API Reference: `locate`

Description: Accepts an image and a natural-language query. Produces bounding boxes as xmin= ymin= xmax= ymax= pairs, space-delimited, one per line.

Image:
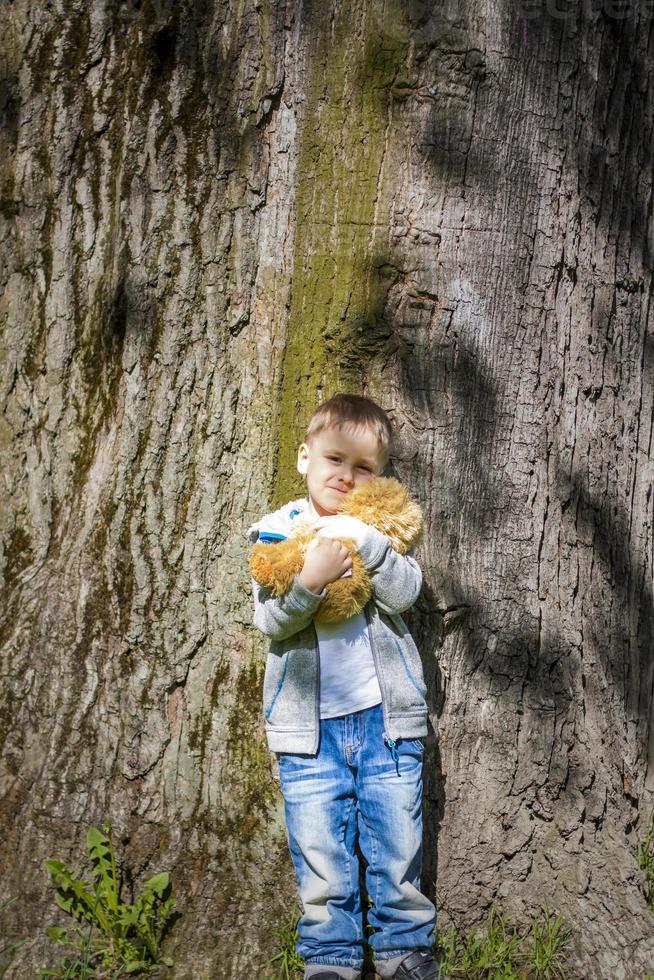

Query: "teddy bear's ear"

xmin=340 ymin=477 xmax=424 ymax=553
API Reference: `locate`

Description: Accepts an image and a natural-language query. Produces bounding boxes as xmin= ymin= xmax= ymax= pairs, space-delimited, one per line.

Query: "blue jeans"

xmin=277 ymin=701 xmax=436 ymax=970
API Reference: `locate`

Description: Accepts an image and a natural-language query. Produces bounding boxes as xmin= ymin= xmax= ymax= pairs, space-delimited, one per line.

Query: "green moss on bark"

xmin=272 ymin=2 xmax=408 ymax=508
xmin=223 ymin=657 xmax=276 ymax=845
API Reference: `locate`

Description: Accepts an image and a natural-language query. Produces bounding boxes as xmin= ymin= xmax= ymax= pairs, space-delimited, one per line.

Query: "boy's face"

xmin=296 ymin=424 xmax=384 ymax=517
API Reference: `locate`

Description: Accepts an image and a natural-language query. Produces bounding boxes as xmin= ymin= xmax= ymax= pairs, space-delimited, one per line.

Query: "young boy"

xmin=247 ymin=394 xmax=440 ymax=980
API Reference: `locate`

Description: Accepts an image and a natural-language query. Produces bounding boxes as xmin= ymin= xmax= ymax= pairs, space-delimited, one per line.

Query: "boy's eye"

xmin=324 ymin=455 xmax=373 ymax=472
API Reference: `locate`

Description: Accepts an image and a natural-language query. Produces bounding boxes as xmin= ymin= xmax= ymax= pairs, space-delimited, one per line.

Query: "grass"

xmin=265 ymin=902 xmax=575 ymax=980
xmin=263 ymin=902 xmax=304 ymax=980
xmin=435 ymin=903 xmax=574 ymax=979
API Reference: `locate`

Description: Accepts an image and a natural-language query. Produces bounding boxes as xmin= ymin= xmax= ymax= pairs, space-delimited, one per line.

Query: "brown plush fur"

xmin=250 ymin=477 xmax=423 ymax=624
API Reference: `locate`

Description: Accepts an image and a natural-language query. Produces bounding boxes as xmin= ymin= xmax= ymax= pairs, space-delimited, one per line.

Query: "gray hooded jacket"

xmin=247 ymin=496 xmax=429 ymax=754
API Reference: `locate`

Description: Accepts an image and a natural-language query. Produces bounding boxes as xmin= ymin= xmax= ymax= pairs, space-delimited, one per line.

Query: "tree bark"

xmin=1 ymin=0 xmax=652 ymax=977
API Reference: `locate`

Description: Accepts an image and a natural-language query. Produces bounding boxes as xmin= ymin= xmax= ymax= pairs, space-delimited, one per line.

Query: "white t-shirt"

xmin=296 ymin=497 xmax=382 ymax=718
xmin=315 ymin=611 xmax=382 ymax=719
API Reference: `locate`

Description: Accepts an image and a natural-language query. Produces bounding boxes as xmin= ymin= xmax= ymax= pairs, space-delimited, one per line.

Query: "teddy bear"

xmin=249 ymin=477 xmax=424 ymax=623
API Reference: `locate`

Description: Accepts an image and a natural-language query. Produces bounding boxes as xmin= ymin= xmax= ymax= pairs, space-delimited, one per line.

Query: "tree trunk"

xmin=1 ymin=0 xmax=652 ymax=977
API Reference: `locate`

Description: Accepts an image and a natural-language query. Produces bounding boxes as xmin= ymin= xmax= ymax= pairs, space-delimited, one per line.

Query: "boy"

xmin=247 ymin=394 xmax=439 ymax=980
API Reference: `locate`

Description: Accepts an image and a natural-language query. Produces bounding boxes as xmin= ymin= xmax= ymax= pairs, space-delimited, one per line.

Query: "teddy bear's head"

xmin=338 ymin=477 xmax=423 ymax=554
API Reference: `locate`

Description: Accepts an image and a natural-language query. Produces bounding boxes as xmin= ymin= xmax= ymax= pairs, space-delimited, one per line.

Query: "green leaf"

xmin=118 ymin=904 xmax=139 ymax=928
xmin=51 ymin=881 xmax=98 ymax=926
xmin=143 ymin=872 xmax=169 ymax=897
xmin=43 ymin=859 xmax=72 ymax=877
xmin=87 ymin=826 xmax=120 ymax=915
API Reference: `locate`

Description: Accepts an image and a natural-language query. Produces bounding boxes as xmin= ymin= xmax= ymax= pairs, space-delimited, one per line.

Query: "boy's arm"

xmin=357 ymin=528 xmax=423 ymax=615
xmin=251 ymin=574 xmax=327 ymax=642
xmin=310 ymin=515 xmax=422 ymax=615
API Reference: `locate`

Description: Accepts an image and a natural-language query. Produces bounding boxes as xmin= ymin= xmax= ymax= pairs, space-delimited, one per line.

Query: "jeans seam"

xmin=341 ymin=796 xmax=362 ymax=942
xmin=358 ymin=804 xmax=381 ymax=913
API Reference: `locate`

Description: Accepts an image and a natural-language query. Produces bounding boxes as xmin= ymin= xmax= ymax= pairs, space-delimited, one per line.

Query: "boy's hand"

xmin=311 ymin=515 xmax=371 ymax=551
xmin=299 ymin=536 xmax=353 ymax=594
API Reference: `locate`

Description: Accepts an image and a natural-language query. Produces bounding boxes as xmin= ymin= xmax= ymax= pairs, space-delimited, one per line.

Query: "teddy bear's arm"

xmin=251 ymin=574 xmax=327 ymax=642
xmin=357 ymin=528 xmax=423 ymax=615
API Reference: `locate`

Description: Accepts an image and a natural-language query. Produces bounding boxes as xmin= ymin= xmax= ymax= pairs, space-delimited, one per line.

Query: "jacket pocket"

xmin=263 ymin=649 xmax=289 ymax=721
xmin=392 ymin=635 xmax=427 ymax=701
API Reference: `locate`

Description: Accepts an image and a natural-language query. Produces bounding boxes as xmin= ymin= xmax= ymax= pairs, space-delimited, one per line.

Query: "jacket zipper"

xmin=364 ymin=604 xmax=398 ymax=761
xmin=293 ymin=502 xmax=322 ymax=754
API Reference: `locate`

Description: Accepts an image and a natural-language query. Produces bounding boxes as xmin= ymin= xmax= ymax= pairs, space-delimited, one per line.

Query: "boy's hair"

xmin=304 ymin=394 xmax=393 ymax=467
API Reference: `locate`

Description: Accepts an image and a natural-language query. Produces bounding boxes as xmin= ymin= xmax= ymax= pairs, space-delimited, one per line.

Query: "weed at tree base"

xmin=263 ymin=902 xmax=304 ymax=980
xmin=39 ymin=822 xmax=178 ymax=979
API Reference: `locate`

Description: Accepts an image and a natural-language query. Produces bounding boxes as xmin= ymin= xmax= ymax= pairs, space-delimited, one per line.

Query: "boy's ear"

xmin=297 ymin=443 xmax=309 ymax=475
